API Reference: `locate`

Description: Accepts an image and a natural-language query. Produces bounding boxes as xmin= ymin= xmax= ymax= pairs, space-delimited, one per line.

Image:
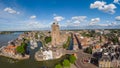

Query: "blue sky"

xmin=0 ymin=0 xmax=120 ymax=31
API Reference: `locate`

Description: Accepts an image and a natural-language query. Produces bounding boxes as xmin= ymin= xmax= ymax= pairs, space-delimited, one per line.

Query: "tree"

xmin=112 ymin=36 xmax=119 ymax=44
xmin=84 ymin=47 xmax=92 ymax=54
xmin=63 ymin=43 xmax=67 ymax=48
xmin=16 ymin=42 xmax=28 ymax=54
xmin=69 ymin=55 xmax=77 ymax=64
xmin=63 ymin=37 xmax=71 ymax=49
xmin=44 ymin=36 xmax=51 ymax=44
xmin=55 ymin=64 xmax=62 ymax=68
xmin=16 ymin=45 xmax=25 ymax=54
xmin=62 ymin=59 xmax=70 ymax=68
xmin=35 ymin=33 xmax=38 ymax=39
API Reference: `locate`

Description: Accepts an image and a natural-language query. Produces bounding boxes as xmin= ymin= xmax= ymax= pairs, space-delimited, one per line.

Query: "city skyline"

xmin=0 ymin=0 xmax=120 ymax=31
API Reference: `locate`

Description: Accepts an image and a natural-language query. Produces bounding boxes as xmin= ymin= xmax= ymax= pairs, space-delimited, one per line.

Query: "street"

xmin=74 ymin=34 xmax=97 ymax=68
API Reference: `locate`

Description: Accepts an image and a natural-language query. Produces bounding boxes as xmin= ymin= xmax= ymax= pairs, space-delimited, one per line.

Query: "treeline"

xmin=0 ymin=31 xmax=14 ymax=34
xmin=63 ymin=36 xmax=71 ymax=49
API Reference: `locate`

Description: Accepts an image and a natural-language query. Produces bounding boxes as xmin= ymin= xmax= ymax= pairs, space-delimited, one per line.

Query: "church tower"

xmin=51 ymin=22 xmax=60 ymax=46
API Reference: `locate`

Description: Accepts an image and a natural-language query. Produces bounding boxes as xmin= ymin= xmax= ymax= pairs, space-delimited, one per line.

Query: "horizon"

xmin=0 ymin=0 xmax=120 ymax=31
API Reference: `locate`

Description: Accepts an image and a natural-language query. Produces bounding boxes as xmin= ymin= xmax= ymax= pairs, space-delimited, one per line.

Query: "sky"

xmin=0 ymin=0 xmax=120 ymax=31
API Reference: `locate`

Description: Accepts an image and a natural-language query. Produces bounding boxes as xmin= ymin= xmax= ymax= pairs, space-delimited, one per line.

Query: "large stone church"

xmin=51 ymin=22 xmax=69 ymax=47
xmin=51 ymin=22 xmax=61 ymax=46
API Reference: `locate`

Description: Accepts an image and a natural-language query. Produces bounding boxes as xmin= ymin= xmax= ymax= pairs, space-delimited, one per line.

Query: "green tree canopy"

xmin=84 ymin=47 xmax=92 ymax=54
xmin=16 ymin=42 xmax=28 ymax=54
xmin=62 ymin=59 xmax=70 ymax=68
xmin=35 ymin=33 xmax=38 ymax=39
xmin=69 ymin=55 xmax=77 ymax=64
xmin=112 ymin=36 xmax=119 ymax=44
xmin=44 ymin=36 xmax=51 ymax=44
xmin=16 ymin=45 xmax=25 ymax=54
xmin=63 ymin=36 xmax=71 ymax=49
xmin=55 ymin=64 xmax=62 ymax=68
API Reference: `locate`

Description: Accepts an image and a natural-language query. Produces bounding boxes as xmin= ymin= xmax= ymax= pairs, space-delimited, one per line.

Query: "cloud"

xmin=66 ymin=20 xmax=71 ymax=23
xmin=54 ymin=16 xmax=64 ymax=22
xmin=97 ymin=21 xmax=117 ymax=27
xmin=66 ymin=16 xmax=87 ymax=27
xmin=72 ymin=16 xmax=87 ymax=25
xmin=72 ymin=16 xmax=87 ymax=22
xmin=20 ymin=19 xmax=49 ymax=30
xmin=115 ymin=16 xmax=120 ymax=21
xmin=90 ymin=1 xmax=117 ymax=14
xmin=27 ymin=21 xmax=42 ymax=28
xmin=73 ymin=20 xmax=80 ymax=24
xmin=89 ymin=18 xmax=100 ymax=25
xmin=90 ymin=1 xmax=106 ymax=9
xmin=98 ymin=24 xmax=109 ymax=26
xmin=113 ymin=0 xmax=120 ymax=4
xmin=108 ymin=22 xmax=117 ymax=26
xmin=99 ymin=4 xmax=117 ymax=14
xmin=30 ymin=15 xmax=36 ymax=19
xmin=4 ymin=7 xmax=20 ymax=14
xmin=72 ymin=20 xmax=81 ymax=26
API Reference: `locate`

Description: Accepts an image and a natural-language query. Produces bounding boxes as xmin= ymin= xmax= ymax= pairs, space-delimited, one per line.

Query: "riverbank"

xmin=0 ymin=52 xmax=30 ymax=60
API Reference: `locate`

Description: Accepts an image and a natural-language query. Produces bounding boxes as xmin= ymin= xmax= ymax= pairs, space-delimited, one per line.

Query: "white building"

xmin=42 ymin=50 xmax=53 ymax=60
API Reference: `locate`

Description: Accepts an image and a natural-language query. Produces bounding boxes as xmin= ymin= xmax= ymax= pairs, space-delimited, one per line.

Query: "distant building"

xmin=98 ymin=45 xmax=120 ymax=68
xmin=92 ymin=44 xmax=101 ymax=53
xmin=119 ymin=37 xmax=120 ymax=43
xmin=99 ymin=55 xmax=111 ymax=68
xmin=111 ymin=56 xmax=120 ymax=68
xmin=80 ymin=37 xmax=90 ymax=49
xmin=2 ymin=44 xmax=17 ymax=56
xmin=35 ymin=47 xmax=63 ymax=61
xmin=99 ymin=55 xmax=120 ymax=68
xmin=42 ymin=50 xmax=53 ymax=60
xmin=51 ymin=22 xmax=60 ymax=46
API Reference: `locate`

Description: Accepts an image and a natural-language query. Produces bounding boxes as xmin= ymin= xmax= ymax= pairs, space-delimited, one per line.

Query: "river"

xmin=0 ymin=32 xmax=68 ymax=68
xmin=0 ymin=33 xmax=20 ymax=47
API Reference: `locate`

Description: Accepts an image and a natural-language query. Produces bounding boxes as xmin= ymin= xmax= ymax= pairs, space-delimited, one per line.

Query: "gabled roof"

xmin=100 ymin=55 xmax=111 ymax=61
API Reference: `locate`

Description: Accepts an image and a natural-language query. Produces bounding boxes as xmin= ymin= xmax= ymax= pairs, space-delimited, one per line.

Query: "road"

xmin=75 ymin=50 xmax=97 ymax=68
xmin=74 ymin=34 xmax=97 ymax=68
xmin=65 ymin=50 xmax=78 ymax=54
